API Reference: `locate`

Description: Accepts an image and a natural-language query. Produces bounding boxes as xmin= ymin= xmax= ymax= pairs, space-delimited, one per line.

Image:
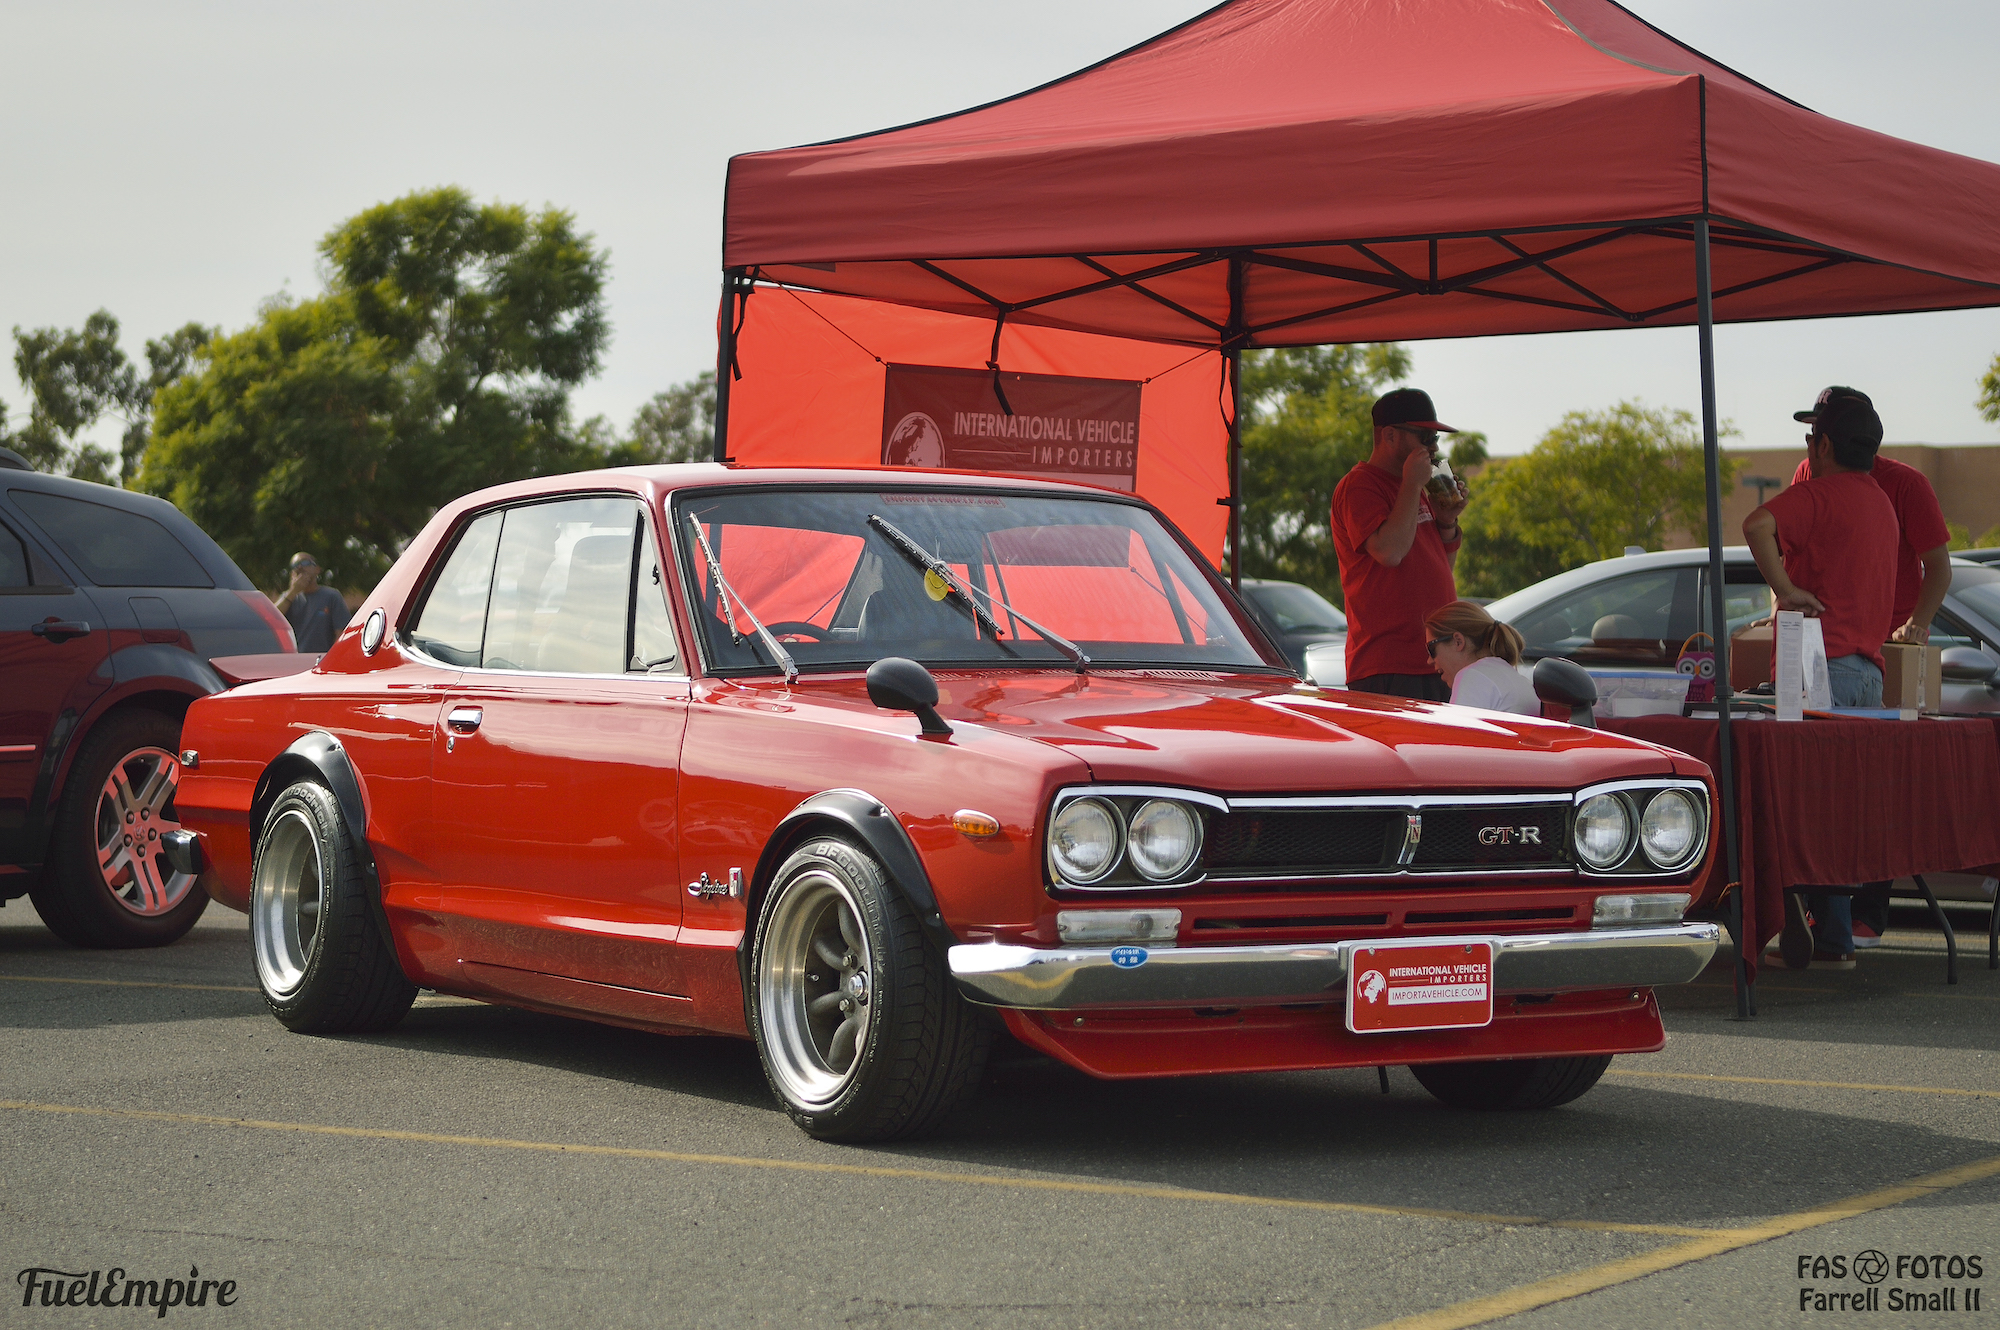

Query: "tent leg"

xmin=1695 ymin=221 xmax=1750 ymax=1019
xmin=1226 ymin=257 xmax=1246 ymax=589
xmin=713 ymin=266 xmax=747 ymax=463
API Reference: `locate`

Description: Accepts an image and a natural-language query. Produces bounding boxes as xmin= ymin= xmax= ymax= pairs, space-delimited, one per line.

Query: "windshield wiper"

xmin=687 ymin=515 xmax=798 ymax=684
xmin=867 ymin=514 xmax=1091 ymax=671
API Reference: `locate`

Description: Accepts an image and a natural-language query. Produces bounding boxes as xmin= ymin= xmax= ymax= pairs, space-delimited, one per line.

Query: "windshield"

xmin=1953 ymin=564 xmax=2000 ymax=629
xmin=1245 ymin=582 xmax=1346 ymax=633
xmin=675 ymin=487 xmax=1277 ymax=675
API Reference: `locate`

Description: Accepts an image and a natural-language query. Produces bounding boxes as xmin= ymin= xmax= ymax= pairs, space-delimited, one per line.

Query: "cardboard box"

xmin=1881 ymin=641 xmax=1942 ymax=713
xmin=1729 ymin=622 xmax=1772 ymax=692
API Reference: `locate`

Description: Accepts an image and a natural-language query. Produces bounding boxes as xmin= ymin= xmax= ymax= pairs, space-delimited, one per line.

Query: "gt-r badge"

xmin=1110 ymin=946 xmax=1148 ymax=968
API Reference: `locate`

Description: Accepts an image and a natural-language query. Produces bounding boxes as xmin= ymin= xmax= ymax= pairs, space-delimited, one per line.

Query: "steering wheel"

xmin=761 ymin=621 xmax=831 ymax=642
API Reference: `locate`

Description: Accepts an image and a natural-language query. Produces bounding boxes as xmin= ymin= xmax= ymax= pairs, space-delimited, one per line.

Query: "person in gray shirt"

xmin=273 ymin=552 xmax=351 ymax=654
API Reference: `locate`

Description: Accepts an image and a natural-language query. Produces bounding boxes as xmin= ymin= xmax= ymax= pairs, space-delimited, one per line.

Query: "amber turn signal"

xmin=953 ymin=810 xmax=1001 ymax=838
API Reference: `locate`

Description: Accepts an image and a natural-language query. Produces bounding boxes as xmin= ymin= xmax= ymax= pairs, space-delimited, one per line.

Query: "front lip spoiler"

xmin=948 ymin=923 xmax=1720 ymax=1010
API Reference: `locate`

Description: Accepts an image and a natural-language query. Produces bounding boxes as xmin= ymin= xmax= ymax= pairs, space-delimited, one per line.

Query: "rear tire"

xmin=1410 ymin=1054 xmax=1612 ymax=1110
xmin=250 ymin=780 xmax=414 ymax=1033
xmin=31 ymin=709 xmax=208 ymax=948
xmin=750 ymin=837 xmax=989 ymax=1142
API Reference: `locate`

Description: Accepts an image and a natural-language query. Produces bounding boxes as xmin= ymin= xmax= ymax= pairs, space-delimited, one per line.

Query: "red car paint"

xmin=177 ymin=464 xmax=1717 ymax=1078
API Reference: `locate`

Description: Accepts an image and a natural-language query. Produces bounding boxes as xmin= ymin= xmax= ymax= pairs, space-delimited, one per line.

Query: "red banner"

xmin=881 ymin=363 xmax=1141 ymax=490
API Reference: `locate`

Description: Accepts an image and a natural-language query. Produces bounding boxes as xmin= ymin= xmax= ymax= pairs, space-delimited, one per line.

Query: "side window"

xmin=408 ymin=511 xmax=503 ymax=666
xmin=1929 ymin=608 xmax=1981 ymax=654
xmin=9 ymin=490 xmax=212 ymax=588
xmin=482 ymin=497 xmax=637 ymax=674
xmin=1516 ymin=569 xmax=1694 ymax=667
xmin=1699 ymin=567 xmax=1774 ymax=640
xmin=630 ymin=513 xmax=678 ymax=672
xmin=0 ymin=521 xmax=28 ymax=589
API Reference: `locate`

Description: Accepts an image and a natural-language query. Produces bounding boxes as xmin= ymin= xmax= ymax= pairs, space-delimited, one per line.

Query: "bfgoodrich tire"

xmin=250 ymin=781 xmax=414 ymax=1033
xmin=749 ymin=837 xmax=989 ymax=1142
xmin=1410 ymin=1055 xmax=1612 ymax=1110
xmin=31 ymin=709 xmax=208 ymax=948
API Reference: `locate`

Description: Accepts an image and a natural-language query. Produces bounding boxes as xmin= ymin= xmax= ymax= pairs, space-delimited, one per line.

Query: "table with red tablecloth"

xmin=1598 ymin=714 xmax=2000 ymax=980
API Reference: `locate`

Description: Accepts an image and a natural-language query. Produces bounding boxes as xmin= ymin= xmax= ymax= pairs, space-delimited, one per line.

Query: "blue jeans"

xmin=1805 ymin=654 xmax=1884 ymax=954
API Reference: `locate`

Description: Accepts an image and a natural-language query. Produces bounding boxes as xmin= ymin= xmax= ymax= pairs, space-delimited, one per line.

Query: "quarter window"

xmin=0 ymin=522 xmax=27 ymax=589
xmin=9 ymin=490 xmax=211 ymax=588
xmin=408 ymin=511 xmax=503 ymax=666
xmin=630 ymin=515 xmax=679 ymax=672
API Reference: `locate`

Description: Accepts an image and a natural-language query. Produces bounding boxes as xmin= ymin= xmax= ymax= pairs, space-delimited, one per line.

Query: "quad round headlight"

xmin=1639 ymin=788 xmax=1701 ymax=868
xmin=1126 ymin=799 xmax=1202 ymax=881
xmin=1049 ymin=798 xmax=1122 ymax=884
xmin=1573 ymin=793 xmax=1632 ymax=870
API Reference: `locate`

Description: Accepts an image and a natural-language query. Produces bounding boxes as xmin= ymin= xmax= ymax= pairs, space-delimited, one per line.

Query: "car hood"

xmin=918 ymin=670 xmax=1692 ymax=793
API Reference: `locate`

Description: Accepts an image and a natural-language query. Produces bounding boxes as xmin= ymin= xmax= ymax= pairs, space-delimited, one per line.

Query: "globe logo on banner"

xmin=885 ymin=412 xmax=945 ymax=468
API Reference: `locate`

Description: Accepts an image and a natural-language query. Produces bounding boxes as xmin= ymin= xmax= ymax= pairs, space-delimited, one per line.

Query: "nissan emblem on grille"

xmin=1396 ymin=812 xmax=1422 ymax=865
xmin=1477 ymin=826 xmax=1542 ymax=845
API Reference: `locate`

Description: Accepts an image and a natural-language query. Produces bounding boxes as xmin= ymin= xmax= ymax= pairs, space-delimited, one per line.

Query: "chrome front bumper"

xmin=948 ymin=923 xmax=1720 ymax=1010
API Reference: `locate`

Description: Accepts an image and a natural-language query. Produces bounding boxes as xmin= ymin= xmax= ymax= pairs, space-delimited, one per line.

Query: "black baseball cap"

xmin=1793 ymin=385 xmax=1872 ymax=423
xmin=1372 ymin=388 xmax=1458 ymax=433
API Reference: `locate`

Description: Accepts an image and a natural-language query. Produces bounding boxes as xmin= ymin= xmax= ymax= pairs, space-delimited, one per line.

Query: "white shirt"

xmin=1450 ymin=656 xmax=1540 ymax=716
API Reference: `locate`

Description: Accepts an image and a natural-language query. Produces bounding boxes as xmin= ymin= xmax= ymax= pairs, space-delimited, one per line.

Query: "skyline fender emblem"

xmin=1110 ymin=946 xmax=1148 ymax=968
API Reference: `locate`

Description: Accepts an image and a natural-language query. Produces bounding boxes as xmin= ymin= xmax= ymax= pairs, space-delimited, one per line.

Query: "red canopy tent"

xmin=715 ymin=0 xmax=2000 ymax=1012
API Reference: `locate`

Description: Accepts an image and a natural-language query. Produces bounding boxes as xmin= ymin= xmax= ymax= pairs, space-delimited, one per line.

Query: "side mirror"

xmin=1940 ymin=646 xmax=1999 ymax=685
xmin=1533 ymin=657 xmax=1598 ymax=729
xmin=867 ymin=656 xmax=952 ymax=736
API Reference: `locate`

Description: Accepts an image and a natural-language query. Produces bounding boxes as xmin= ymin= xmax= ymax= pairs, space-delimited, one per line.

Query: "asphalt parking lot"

xmin=3 ymin=897 xmax=1995 ymax=1330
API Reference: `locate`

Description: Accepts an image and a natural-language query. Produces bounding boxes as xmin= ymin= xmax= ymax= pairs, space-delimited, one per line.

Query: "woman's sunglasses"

xmin=1426 ymin=635 xmax=1453 ymax=659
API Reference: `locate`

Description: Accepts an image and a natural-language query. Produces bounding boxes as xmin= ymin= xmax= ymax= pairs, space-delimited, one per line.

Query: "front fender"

xmin=250 ymin=731 xmax=403 ymax=975
xmin=737 ymin=788 xmax=960 ymax=997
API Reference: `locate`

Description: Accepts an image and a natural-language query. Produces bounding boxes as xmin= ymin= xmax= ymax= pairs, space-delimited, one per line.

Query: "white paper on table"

xmin=1801 ymin=617 xmax=1831 ymax=710
xmin=1775 ymin=610 xmax=1804 ymax=721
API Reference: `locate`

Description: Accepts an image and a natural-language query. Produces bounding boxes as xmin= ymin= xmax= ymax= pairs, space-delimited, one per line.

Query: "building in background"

xmin=1665 ymin=443 xmax=2000 ymax=551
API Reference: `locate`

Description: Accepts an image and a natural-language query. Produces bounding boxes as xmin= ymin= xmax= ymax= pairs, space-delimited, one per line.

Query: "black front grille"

xmin=1412 ymin=805 xmax=1569 ymax=870
xmin=1203 ymin=810 xmax=1394 ymax=874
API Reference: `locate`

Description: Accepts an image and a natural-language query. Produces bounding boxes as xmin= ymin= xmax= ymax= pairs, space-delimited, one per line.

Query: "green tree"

xmin=1455 ymin=401 xmax=1743 ymax=598
xmin=595 ymin=371 xmax=716 ymax=466
xmin=1237 ymin=344 xmax=1411 ymax=603
xmin=2 ymin=311 xmax=211 ymax=484
xmin=1980 ymin=353 xmax=1999 ymax=425
xmin=140 ymin=187 xmax=609 ymax=592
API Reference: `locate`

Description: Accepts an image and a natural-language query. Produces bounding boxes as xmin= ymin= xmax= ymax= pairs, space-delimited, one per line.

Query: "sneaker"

xmin=1812 ymin=949 xmax=1856 ymax=970
xmin=1778 ymin=894 xmax=1816 ymax=970
xmin=1850 ymin=922 xmax=1882 ymax=950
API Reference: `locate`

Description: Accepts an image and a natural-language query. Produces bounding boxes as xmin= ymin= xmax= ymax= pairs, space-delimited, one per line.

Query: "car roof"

xmin=1484 ymin=546 xmax=1754 ymax=619
xmin=0 ymin=468 xmax=255 ymax=590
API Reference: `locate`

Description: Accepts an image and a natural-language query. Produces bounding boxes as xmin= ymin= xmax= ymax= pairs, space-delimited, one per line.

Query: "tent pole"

xmin=713 ymin=267 xmax=745 ymax=463
xmin=1695 ymin=220 xmax=1751 ymax=1020
xmin=1226 ymin=257 xmax=1247 ymax=589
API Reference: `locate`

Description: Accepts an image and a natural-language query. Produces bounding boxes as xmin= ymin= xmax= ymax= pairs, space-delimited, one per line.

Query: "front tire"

xmin=1410 ymin=1054 xmax=1612 ymax=1110
xmin=749 ymin=837 xmax=988 ymax=1142
xmin=250 ymin=781 xmax=414 ymax=1033
xmin=31 ymin=709 xmax=208 ymax=948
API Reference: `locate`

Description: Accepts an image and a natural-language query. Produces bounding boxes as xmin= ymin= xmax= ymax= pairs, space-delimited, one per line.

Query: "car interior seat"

xmin=536 ymin=534 xmax=632 ymax=674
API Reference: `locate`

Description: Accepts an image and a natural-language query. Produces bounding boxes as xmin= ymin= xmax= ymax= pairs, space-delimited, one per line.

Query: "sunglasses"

xmin=1426 ymin=634 xmax=1453 ymax=659
xmin=1403 ymin=427 xmax=1440 ymax=448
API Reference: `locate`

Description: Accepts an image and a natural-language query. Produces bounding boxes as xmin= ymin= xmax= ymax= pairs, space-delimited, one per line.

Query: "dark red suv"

xmin=1 ymin=451 xmax=296 ymax=946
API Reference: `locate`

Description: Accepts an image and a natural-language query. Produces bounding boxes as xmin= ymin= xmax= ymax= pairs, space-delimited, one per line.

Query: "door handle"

xmin=446 ymin=708 xmax=483 ymax=733
xmin=31 ymin=619 xmax=91 ymax=643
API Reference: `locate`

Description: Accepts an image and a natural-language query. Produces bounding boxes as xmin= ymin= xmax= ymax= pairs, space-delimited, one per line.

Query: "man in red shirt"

xmin=1331 ymin=388 xmax=1469 ymax=700
xmin=1744 ymin=392 xmax=1898 ymax=970
xmin=1788 ymin=386 xmax=1951 ymax=644
xmin=1786 ymin=386 xmax=1951 ymax=950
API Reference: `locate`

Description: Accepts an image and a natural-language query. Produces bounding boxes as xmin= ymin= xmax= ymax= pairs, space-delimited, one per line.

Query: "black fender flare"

xmin=738 ymin=788 xmax=959 ymax=996
xmin=250 ymin=731 xmax=404 ymax=975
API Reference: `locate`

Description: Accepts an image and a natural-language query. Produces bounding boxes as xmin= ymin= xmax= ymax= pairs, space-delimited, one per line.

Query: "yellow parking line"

xmin=0 ymin=973 xmax=258 ymax=994
xmin=0 ymin=1099 xmax=1710 ymax=1238
xmin=1607 ymin=1069 xmax=2000 ymax=1100
xmin=1366 ymin=1153 xmax=2000 ymax=1330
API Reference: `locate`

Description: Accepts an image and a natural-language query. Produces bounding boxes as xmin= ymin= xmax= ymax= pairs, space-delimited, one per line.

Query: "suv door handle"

xmin=445 ymin=707 xmax=483 ymax=733
xmin=31 ymin=619 xmax=91 ymax=643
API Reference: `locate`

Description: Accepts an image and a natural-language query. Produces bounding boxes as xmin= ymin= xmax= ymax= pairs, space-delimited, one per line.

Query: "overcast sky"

xmin=4 ymin=0 xmax=1997 ymax=462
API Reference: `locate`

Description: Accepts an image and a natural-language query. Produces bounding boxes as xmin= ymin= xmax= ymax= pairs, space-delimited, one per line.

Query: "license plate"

xmin=1346 ymin=940 xmax=1495 ymax=1034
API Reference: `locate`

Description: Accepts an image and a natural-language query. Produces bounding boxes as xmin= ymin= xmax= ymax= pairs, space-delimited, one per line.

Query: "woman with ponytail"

xmin=1424 ymin=600 xmax=1538 ymax=715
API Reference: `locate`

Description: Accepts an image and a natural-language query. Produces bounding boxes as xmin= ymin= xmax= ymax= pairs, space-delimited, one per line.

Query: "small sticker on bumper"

xmin=1110 ymin=946 xmax=1148 ymax=968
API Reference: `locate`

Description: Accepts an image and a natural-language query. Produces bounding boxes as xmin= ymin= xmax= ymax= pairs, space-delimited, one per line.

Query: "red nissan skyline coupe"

xmin=171 ymin=465 xmax=1720 ymax=1141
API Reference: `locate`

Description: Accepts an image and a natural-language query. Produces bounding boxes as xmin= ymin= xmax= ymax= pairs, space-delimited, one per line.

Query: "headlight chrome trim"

xmin=1571 ymin=778 xmax=1711 ymax=879
xmin=1046 ymin=785 xmax=1224 ymax=893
